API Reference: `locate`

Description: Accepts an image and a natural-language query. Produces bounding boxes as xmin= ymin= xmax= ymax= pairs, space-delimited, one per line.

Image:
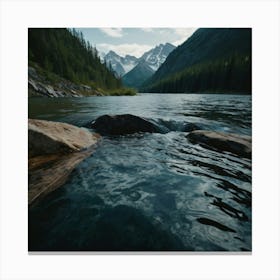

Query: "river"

xmin=29 ymin=93 xmax=252 ymax=251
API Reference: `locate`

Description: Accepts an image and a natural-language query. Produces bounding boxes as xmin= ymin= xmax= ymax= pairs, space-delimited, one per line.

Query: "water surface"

xmin=29 ymin=93 xmax=252 ymax=251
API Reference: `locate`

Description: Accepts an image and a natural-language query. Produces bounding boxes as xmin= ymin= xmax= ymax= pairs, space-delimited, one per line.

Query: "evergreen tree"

xmin=28 ymin=28 xmax=123 ymax=91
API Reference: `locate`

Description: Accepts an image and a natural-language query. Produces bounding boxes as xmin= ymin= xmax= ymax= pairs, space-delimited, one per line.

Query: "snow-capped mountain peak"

xmin=139 ymin=43 xmax=176 ymax=71
xmin=103 ymin=51 xmax=138 ymax=77
xmin=103 ymin=43 xmax=175 ymax=82
xmin=121 ymin=43 xmax=176 ymax=89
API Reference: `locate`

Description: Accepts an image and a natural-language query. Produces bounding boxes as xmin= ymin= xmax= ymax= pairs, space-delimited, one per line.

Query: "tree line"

xmin=144 ymin=53 xmax=251 ymax=93
xmin=28 ymin=28 xmax=122 ymax=90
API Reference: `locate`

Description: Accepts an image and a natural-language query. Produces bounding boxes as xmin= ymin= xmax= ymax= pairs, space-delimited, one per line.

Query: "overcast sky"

xmin=76 ymin=28 xmax=197 ymax=58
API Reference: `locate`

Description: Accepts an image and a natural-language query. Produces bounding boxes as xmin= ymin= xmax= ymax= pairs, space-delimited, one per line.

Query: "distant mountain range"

xmin=138 ymin=43 xmax=175 ymax=72
xmin=122 ymin=43 xmax=175 ymax=88
xmin=103 ymin=51 xmax=138 ymax=77
xmin=103 ymin=28 xmax=251 ymax=93
xmin=102 ymin=43 xmax=175 ymax=88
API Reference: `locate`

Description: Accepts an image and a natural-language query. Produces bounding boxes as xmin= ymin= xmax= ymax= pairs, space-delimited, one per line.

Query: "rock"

xmin=28 ymin=79 xmax=39 ymax=91
xmin=90 ymin=114 xmax=160 ymax=135
xmin=55 ymin=90 xmax=65 ymax=97
xmin=28 ymin=66 xmax=38 ymax=79
xmin=184 ymin=123 xmax=200 ymax=132
xmin=187 ymin=130 xmax=251 ymax=158
xmin=29 ymin=119 xmax=100 ymax=157
xmin=28 ymin=119 xmax=100 ymax=206
xmin=36 ymin=82 xmax=49 ymax=96
xmin=80 ymin=84 xmax=92 ymax=91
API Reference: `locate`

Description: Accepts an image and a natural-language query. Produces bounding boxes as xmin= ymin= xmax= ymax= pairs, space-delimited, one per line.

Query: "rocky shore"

xmin=28 ymin=66 xmax=104 ymax=97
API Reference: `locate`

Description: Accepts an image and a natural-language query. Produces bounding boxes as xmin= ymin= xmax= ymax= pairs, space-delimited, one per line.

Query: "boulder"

xmin=187 ymin=130 xmax=251 ymax=158
xmin=29 ymin=119 xmax=100 ymax=157
xmin=90 ymin=114 xmax=160 ymax=135
xmin=28 ymin=119 xmax=100 ymax=206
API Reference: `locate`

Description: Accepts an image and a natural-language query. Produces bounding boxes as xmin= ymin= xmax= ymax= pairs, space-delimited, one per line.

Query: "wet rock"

xmin=90 ymin=114 xmax=161 ymax=135
xmin=187 ymin=130 xmax=251 ymax=158
xmin=28 ymin=119 xmax=100 ymax=206
xmin=184 ymin=123 xmax=200 ymax=132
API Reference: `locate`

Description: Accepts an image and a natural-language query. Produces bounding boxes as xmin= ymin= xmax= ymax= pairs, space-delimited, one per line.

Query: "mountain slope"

xmin=140 ymin=43 xmax=175 ymax=71
xmin=122 ymin=43 xmax=175 ymax=89
xmin=28 ymin=28 xmax=124 ymax=93
xmin=122 ymin=61 xmax=155 ymax=88
xmin=144 ymin=28 xmax=251 ymax=93
xmin=103 ymin=51 xmax=138 ymax=77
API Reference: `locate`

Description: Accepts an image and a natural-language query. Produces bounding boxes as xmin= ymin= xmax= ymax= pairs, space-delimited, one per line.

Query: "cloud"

xmin=159 ymin=29 xmax=170 ymax=35
xmin=96 ymin=43 xmax=153 ymax=58
xmin=99 ymin=28 xmax=123 ymax=38
xmin=172 ymin=28 xmax=197 ymax=46
xmin=141 ymin=28 xmax=154 ymax=32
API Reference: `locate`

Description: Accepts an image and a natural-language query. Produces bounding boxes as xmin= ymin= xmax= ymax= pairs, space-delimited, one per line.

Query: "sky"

xmin=76 ymin=28 xmax=197 ymax=58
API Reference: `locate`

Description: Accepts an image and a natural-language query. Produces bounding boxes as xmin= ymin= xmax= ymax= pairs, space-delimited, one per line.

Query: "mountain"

xmin=122 ymin=43 xmax=175 ymax=89
xmin=103 ymin=51 xmax=138 ymax=77
xmin=28 ymin=28 xmax=125 ymax=93
xmin=122 ymin=61 xmax=155 ymax=88
xmin=143 ymin=28 xmax=252 ymax=93
xmin=140 ymin=43 xmax=175 ymax=71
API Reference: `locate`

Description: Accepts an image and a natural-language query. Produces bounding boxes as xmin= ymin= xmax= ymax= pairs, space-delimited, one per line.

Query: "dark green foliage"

xmin=144 ymin=28 xmax=252 ymax=93
xmin=147 ymin=53 xmax=251 ymax=93
xmin=28 ymin=28 xmax=122 ymax=90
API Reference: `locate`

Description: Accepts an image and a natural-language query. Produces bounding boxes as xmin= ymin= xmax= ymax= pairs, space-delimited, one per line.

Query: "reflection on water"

xmin=29 ymin=94 xmax=251 ymax=251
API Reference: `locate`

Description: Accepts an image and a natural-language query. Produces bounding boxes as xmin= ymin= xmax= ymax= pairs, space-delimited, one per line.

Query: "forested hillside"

xmin=143 ymin=28 xmax=252 ymax=93
xmin=28 ymin=28 xmax=126 ymax=92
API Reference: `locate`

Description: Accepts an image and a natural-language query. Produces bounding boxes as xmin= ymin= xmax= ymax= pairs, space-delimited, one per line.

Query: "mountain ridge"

xmin=103 ymin=51 xmax=138 ymax=77
xmin=143 ymin=28 xmax=252 ymax=93
xmin=121 ymin=43 xmax=175 ymax=89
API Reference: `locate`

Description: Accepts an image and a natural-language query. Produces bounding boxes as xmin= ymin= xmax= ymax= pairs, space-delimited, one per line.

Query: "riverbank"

xmin=28 ymin=64 xmax=136 ymax=97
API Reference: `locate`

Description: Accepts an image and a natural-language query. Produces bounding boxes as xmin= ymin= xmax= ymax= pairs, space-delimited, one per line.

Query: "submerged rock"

xmin=90 ymin=114 xmax=160 ymax=135
xmin=187 ymin=130 xmax=251 ymax=158
xmin=28 ymin=119 xmax=100 ymax=206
